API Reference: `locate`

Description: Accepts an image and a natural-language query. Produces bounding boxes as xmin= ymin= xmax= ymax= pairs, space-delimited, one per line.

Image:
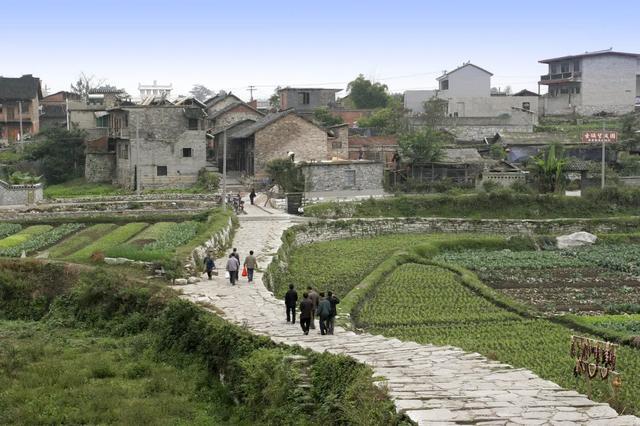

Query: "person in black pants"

xmin=299 ymin=292 xmax=313 ymax=335
xmin=284 ymin=284 xmax=298 ymax=323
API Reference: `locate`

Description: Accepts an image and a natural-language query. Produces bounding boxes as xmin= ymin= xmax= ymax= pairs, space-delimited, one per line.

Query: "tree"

xmin=356 ymin=98 xmax=407 ymax=135
xmin=70 ymin=73 xmax=104 ymax=100
xmin=422 ymin=98 xmax=448 ymax=127
xmin=313 ymin=108 xmax=344 ymax=127
xmin=347 ymin=74 xmax=389 ymax=109
xmin=269 ymin=86 xmax=281 ymax=110
xmin=266 ymin=158 xmax=305 ymax=193
xmin=531 ymin=143 xmax=566 ymax=193
xmin=398 ymin=128 xmax=450 ymax=164
xmin=189 ymin=84 xmax=214 ymax=101
xmin=26 ymin=129 xmax=86 ymax=184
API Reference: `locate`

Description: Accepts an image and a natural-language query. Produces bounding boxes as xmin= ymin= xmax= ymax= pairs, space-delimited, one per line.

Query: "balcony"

xmin=108 ymin=127 xmax=130 ymax=139
xmin=539 ymin=71 xmax=582 ymax=85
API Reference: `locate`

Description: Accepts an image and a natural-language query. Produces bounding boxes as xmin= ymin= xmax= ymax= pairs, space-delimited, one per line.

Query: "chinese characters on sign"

xmin=581 ymin=131 xmax=618 ymax=143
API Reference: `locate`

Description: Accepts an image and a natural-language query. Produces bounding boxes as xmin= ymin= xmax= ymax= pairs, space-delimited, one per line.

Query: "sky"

xmin=3 ymin=0 xmax=639 ymax=101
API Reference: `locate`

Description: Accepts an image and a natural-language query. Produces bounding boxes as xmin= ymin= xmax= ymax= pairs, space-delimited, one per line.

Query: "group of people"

xmin=285 ymin=285 xmax=340 ymax=336
xmin=202 ymin=248 xmax=258 ymax=285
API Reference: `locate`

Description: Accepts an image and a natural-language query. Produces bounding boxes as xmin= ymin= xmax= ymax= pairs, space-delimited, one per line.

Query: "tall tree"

xmin=422 ymin=98 xmax=448 ymax=127
xmin=313 ymin=108 xmax=344 ymax=127
xmin=347 ymin=74 xmax=389 ymax=109
xmin=189 ymin=84 xmax=214 ymax=101
xmin=355 ymin=98 xmax=407 ymax=134
xmin=26 ymin=129 xmax=86 ymax=184
xmin=398 ymin=128 xmax=449 ymax=164
xmin=70 ymin=73 xmax=104 ymax=100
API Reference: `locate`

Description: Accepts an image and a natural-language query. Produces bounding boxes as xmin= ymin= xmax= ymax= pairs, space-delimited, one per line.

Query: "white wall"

xmin=441 ymin=66 xmax=491 ymax=98
xmin=581 ymin=55 xmax=637 ymax=114
xmin=404 ymin=90 xmax=437 ymax=113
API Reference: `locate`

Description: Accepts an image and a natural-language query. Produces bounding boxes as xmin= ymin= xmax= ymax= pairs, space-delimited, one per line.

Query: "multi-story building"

xmin=436 ymin=63 xmax=492 ymax=99
xmin=138 ymin=80 xmax=172 ymax=100
xmin=538 ymin=49 xmax=640 ymax=116
xmin=278 ymin=87 xmax=341 ymax=116
xmin=39 ymin=91 xmax=81 ymax=130
xmin=0 ymin=74 xmax=42 ymax=143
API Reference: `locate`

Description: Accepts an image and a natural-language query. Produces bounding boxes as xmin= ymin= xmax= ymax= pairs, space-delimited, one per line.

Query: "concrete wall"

xmin=404 ymin=90 xmax=437 ymax=113
xmin=253 ymin=113 xmax=328 ymax=176
xmin=301 ymin=161 xmax=383 ymax=192
xmin=580 ymin=55 xmax=638 ymax=115
xmin=447 ymin=96 xmax=539 ymax=122
xmin=439 ymin=66 xmax=491 ymax=98
xmin=69 ymin=108 xmax=109 ymax=140
xmin=85 ymin=153 xmax=116 ymax=183
xmin=0 ymin=181 xmax=43 ymax=206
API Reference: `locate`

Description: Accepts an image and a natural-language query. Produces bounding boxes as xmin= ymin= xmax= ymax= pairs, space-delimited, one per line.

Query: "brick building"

xmin=211 ymin=109 xmax=330 ymax=177
xmin=278 ymin=87 xmax=342 ymax=116
xmin=40 ymin=91 xmax=81 ymax=130
xmin=0 ymin=74 xmax=42 ymax=144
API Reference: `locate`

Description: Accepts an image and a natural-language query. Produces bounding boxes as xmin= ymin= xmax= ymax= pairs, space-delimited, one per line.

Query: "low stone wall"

xmin=183 ymin=216 xmax=235 ymax=278
xmin=292 ymin=217 xmax=640 ymax=245
xmin=0 ymin=180 xmax=43 ymax=206
xmin=0 ymin=208 xmax=211 ymax=223
xmin=48 ymin=193 xmax=222 ymax=204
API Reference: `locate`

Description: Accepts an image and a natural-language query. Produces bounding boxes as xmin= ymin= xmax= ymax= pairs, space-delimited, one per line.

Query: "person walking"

xmin=307 ymin=286 xmax=319 ymax=329
xmin=244 ymin=250 xmax=258 ymax=283
xmin=316 ymin=292 xmax=332 ymax=336
xmin=299 ymin=292 xmax=313 ymax=335
xmin=249 ymin=188 xmax=256 ymax=205
xmin=203 ymin=252 xmax=216 ymax=280
xmin=226 ymin=253 xmax=240 ymax=285
xmin=327 ymin=291 xmax=340 ymax=335
xmin=284 ymin=284 xmax=298 ymax=324
xmin=232 ymin=248 xmax=240 ymax=261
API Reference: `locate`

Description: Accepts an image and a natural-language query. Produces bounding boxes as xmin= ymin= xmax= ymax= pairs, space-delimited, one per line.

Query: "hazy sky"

xmin=4 ymin=0 xmax=638 ymax=100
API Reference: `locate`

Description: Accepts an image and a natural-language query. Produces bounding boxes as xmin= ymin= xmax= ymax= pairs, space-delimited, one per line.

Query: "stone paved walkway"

xmin=177 ymin=204 xmax=640 ymax=425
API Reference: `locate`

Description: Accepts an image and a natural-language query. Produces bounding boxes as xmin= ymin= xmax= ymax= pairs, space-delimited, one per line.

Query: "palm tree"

xmin=532 ymin=143 xmax=566 ymax=193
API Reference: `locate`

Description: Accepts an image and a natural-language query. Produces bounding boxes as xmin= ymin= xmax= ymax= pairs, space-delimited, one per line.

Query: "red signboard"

xmin=581 ymin=131 xmax=618 ymax=143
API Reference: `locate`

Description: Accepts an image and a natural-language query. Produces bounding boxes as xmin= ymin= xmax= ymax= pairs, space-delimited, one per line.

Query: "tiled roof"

xmin=0 ymin=75 xmax=41 ymax=101
xmin=230 ymin=109 xmax=299 ymax=139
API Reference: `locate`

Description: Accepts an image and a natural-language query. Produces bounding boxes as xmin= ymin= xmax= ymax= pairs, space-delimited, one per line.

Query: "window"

xmin=20 ymin=102 xmax=29 ymax=113
xmin=560 ymin=87 xmax=569 ymax=94
xmin=440 ymin=80 xmax=449 ymax=90
xmin=344 ymin=170 xmax=356 ymax=188
xmin=119 ymin=143 xmax=129 ymax=159
xmin=157 ymin=166 xmax=168 ymax=176
xmin=550 ymin=64 xmax=558 ymax=74
xmin=96 ymin=116 xmax=108 ymax=128
xmin=107 ymin=140 xmax=116 ymax=152
xmin=182 ymin=147 xmax=192 ymax=157
xmin=561 ymin=63 xmax=570 ymax=73
xmin=522 ymin=102 xmax=530 ymax=111
xmin=573 ymin=61 xmax=580 ymax=72
xmin=188 ymin=118 xmax=199 ymax=130
xmin=7 ymin=106 xmax=15 ymax=120
xmin=298 ymin=92 xmax=310 ymax=105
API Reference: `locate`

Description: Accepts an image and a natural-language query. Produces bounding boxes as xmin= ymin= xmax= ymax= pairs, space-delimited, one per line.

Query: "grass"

xmin=0 ymin=321 xmax=226 ymax=425
xmin=44 ymin=178 xmax=130 ymax=199
xmin=47 ymin=224 xmax=118 ymax=258
xmin=0 ymin=225 xmax=52 ymax=249
xmin=65 ymin=223 xmax=149 ymax=261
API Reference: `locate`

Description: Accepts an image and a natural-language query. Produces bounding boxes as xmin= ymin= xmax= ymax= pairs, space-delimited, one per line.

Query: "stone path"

xmin=177 ymin=204 xmax=639 ymax=425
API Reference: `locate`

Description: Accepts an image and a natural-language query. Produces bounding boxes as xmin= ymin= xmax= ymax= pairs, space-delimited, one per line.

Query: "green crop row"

xmin=65 ymin=223 xmax=148 ymax=261
xmin=0 ymin=225 xmax=53 ymax=249
xmin=354 ymin=264 xmax=521 ymax=327
xmin=0 ymin=224 xmax=85 ymax=257
xmin=0 ymin=223 xmax=21 ymax=239
xmin=47 ymin=224 xmax=118 ymax=258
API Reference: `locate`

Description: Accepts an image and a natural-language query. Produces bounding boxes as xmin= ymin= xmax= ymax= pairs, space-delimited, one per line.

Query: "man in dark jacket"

xmin=284 ymin=284 xmax=298 ymax=323
xmin=299 ymin=292 xmax=313 ymax=335
xmin=316 ymin=292 xmax=332 ymax=336
xmin=327 ymin=291 xmax=340 ymax=335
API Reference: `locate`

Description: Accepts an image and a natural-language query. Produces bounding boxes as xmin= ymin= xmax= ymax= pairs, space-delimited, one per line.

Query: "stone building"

xmin=84 ymin=136 xmax=115 ymax=183
xmin=207 ymin=101 xmax=263 ymax=133
xmin=538 ymin=49 xmax=640 ymax=116
xmin=0 ymin=74 xmax=42 ymax=144
xmin=278 ymin=87 xmax=342 ymax=116
xmin=300 ymin=160 xmax=384 ymax=196
xmin=211 ymin=109 xmax=329 ymax=177
xmin=90 ymin=105 xmax=207 ymax=189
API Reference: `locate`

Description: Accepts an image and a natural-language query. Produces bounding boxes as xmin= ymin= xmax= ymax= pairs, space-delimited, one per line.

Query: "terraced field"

xmin=0 ymin=224 xmax=84 ymax=257
xmin=64 ymin=223 xmax=149 ymax=261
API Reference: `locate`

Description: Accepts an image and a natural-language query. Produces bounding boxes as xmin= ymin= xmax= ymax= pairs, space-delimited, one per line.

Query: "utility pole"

xmin=65 ymin=98 xmax=70 ymax=130
xmin=247 ymin=85 xmax=256 ymax=101
xmin=18 ymin=101 xmax=24 ymax=142
xmin=136 ymin=115 xmax=141 ymax=195
xmin=222 ymin=129 xmax=227 ymax=207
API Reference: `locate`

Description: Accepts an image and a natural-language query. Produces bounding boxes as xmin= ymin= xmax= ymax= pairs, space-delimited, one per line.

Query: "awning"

xmin=94 ymin=111 xmax=109 ymax=118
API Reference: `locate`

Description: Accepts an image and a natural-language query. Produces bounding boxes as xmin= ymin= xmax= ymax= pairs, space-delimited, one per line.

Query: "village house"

xmin=210 ymin=109 xmax=330 ymax=177
xmin=538 ymin=49 xmax=640 ymax=116
xmin=0 ymin=74 xmax=42 ymax=144
xmin=138 ymin=80 xmax=172 ymax=100
xmin=278 ymin=87 xmax=342 ymax=116
xmin=39 ymin=91 xmax=81 ymax=130
xmin=68 ymin=88 xmax=129 ymax=140
xmin=85 ymin=104 xmax=207 ymax=189
xmin=403 ymin=63 xmax=539 ymax=121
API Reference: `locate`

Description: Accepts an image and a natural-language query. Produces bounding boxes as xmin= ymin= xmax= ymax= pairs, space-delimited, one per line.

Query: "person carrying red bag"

xmin=243 ymin=250 xmax=258 ymax=283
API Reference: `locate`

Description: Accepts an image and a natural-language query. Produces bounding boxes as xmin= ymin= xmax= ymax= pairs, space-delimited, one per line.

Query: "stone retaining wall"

xmin=48 ymin=193 xmax=222 ymax=204
xmin=293 ymin=217 xmax=640 ymax=245
xmin=0 ymin=208 xmax=211 ymax=223
xmin=183 ymin=216 xmax=235 ymax=277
